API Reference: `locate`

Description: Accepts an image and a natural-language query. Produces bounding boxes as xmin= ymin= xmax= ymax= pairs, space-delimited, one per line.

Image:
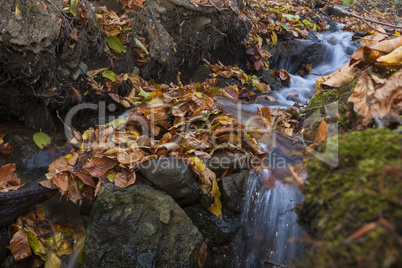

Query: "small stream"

xmin=216 ymin=29 xmax=358 ymax=267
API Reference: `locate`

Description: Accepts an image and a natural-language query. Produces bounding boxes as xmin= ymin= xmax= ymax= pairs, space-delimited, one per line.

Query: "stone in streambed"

xmin=83 ymin=183 xmax=203 ymax=268
xmin=139 ymin=157 xmax=200 ymax=206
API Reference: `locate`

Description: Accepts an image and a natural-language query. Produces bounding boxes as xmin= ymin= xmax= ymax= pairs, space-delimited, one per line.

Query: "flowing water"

xmin=216 ymin=29 xmax=358 ymax=267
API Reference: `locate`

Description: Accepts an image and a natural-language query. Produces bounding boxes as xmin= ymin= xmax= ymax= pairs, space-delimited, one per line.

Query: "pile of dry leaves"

xmin=316 ymin=25 xmax=402 ymax=126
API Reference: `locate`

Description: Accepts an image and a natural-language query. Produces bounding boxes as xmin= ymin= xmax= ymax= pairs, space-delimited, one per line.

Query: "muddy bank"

xmin=0 ymin=0 xmax=248 ymax=123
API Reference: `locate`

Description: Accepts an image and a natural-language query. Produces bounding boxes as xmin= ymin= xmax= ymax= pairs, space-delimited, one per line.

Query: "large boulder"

xmin=83 ymin=183 xmax=203 ymax=267
xmin=139 ymin=157 xmax=200 ymax=206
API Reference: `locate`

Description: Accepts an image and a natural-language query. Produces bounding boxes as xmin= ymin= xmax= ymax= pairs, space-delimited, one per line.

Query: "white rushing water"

xmin=221 ymin=29 xmax=358 ymax=267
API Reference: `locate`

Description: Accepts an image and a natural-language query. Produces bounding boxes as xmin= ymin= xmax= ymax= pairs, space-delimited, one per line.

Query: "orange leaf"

xmin=198 ymin=242 xmax=208 ymax=268
xmin=0 ymin=163 xmax=16 ymax=183
xmin=83 ymin=157 xmax=117 ymax=177
xmin=10 ymin=229 xmax=32 ymax=261
xmin=314 ymin=119 xmax=327 ymax=143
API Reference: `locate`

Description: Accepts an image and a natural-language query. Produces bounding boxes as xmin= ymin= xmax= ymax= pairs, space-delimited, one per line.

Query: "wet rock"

xmin=0 ymin=128 xmax=61 ymax=171
xmin=220 ymin=170 xmax=249 ymax=214
xmin=269 ymin=40 xmax=327 ymax=74
xmin=184 ymin=171 xmax=248 ymax=247
xmin=0 ymin=228 xmax=9 ymax=263
xmin=139 ymin=157 xmax=200 ymax=206
xmin=83 ymin=183 xmax=203 ymax=268
xmin=352 ymin=30 xmax=365 ymax=41
xmin=23 ymin=103 xmax=55 ymax=132
xmin=259 ymin=70 xmax=283 ymax=91
xmin=184 ymin=203 xmax=239 ymax=247
xmin=206 ymin=151 xmax=249 ymax=175
xmin=189 ymin=64 xmax=212 ymax=83
xmin=324 ymin=17 xmax=338 ymax=32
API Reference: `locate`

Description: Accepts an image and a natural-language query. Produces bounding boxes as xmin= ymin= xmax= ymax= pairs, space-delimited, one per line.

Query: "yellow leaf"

xmin=15 ymin=4 xmax=21 ymax=15
xmin=190 ymin=157 xmax=205 ymax=171
xmin=209 ymin=178 xmax=222 ymax=218
xmin=271 ymin=31 xmax=278 ymax=45
xmin=376 ymin=46 xmax=402 ymax=66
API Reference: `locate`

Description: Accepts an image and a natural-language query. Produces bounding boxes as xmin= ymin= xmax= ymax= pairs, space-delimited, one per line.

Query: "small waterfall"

xmin=234 ymin=171 xmax=305 ymax=267
xmin=224 ymin=29 xmax=358 ymax=267
xmin=271 ymin=30 xmax=357 ymax=107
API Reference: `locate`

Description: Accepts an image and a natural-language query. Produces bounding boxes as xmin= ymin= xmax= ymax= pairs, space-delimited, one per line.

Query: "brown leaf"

xmin=360 ymin=25 xmax=387 ymax=47
xmin=370 ymin=36 xmax=402 ymax=53
xmin=66 ymin=179 xmax=83 ymax=205
xmin=94 ymin=179 xmax=102 ymax=197
xmin=348 ymin=72 xmax=375 ymax=118
xmin=114 ymin=172 xmax=136 ymax=188
xmin=0 ymin=163 xmax=16 ymax=183
xmin=38 ymin=179 xmax=54 ymax=189
xmin=314 ymin=119 xmax=327 ymax=143
xmin=363 ymin=46 xmax=382 ymax=64
xmin=348 ymin=69 xmax=402 ymax=120
xmin=370 ymin=68 xmax=402 ymax=118
xmin=10 ymin=229 xmax=32 ymax=261
xmin=116 ymin=149 xmax=144 ymax=165
xmin=48 ymin=157 xmax=69 ymax=177
xmin=0 ymin=142 xmax=14 ymax=156
xmin=70 ymin=86 xmax=82 ymax=103
xmin=52 ymin=173 xmax=69 ymax=194
xmin=83 ymin=157 xmax=117 ymax=177
xmin=87 ymin=68 xmax=108 ymax=77
xmin=198 ymin=242 xmax=208 ymax=268
xmin=71 ymin=171 xmax=95 ymax=187
xmin=318 ymin=62 xmax=357 ymax=90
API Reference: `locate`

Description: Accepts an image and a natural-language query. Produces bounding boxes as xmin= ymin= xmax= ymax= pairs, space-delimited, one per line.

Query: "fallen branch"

xmin=334 ymin=6 xmax=402 ymax=33
xmin=0 ymin=177 xmax=57 ymax=227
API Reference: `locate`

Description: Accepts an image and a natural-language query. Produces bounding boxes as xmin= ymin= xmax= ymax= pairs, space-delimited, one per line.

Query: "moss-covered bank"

xmin=302 ymin=79 xmax=359 ymax=141
xmin=296 ymin=128 xmax=402 ymax=267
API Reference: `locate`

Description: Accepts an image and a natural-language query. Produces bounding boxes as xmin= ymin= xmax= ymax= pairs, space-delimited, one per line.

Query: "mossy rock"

xmin=296 ymin=128 xmax=402 ymax=268
xmin=302 ymin=79 xmax=359 ymax=141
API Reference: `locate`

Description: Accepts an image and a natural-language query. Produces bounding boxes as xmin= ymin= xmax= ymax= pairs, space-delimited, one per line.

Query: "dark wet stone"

xmin=352 ymin=30 xmax=365 ymax=41
xmin=24 ymin=103 xmax=55 ymax=132
xmin=205 ymin=151 xmax=249 ymax=175
xmin=83 ymin=183 xmax=203 ymax=268
xmin=139 ymin=157 xmax=200 ymax=206
xmin=220 ymin=170 xmax=249 ymax=214
xmin=0 ymin=128 xmax=61 ymax=171
xmin=184 ymin=203 xmax=239 ymax=247
xmin=0 ymin=229 xmax=9 ymax=263
xmin=269 ymin=40 xmax=327 ymax=74
xmin=259 ymin=70 xmax=283 ymax=91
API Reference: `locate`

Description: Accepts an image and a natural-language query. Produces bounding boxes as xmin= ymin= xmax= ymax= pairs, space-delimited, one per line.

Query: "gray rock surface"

xmin=220 ymin=170 xmax=249 ymax=214
xmin=139 ymin=157 xmax=200 ymax=206
xmin=206 ymin=151 xmax=249 ymax=175
xmin=184 ymin=203 xmax=239 ymax=247
xmin=184 ymin=171 xmax=249 ymax=247
xmin=83 ymin=183 xmax=203 ymax=268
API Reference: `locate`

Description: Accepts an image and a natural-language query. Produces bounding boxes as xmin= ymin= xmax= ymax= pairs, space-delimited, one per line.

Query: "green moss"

xmin=303 ymin=79 xmax=359 ymax=141
xmin=296 ymin=128 xmax=402 ymax=268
